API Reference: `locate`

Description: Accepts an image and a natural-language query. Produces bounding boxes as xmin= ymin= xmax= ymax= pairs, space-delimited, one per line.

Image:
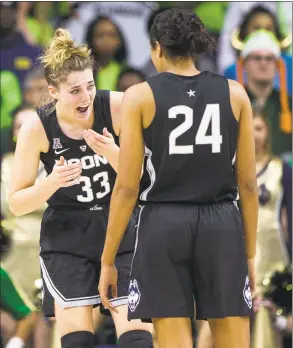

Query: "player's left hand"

xmin=98 ymin=263 xmax=118 ymax=313
xmin=253 ymin=297 xmax=276 ymax=314
xmin=83 ymin=128 xmax=117 ymax=158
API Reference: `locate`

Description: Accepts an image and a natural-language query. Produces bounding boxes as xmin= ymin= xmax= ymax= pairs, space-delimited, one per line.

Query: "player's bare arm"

xmin=83 ymin=91 xmax=123 ymax=172
xmin=231 ymin=80 xmax=258 ymax=295
xmin=101 ymin=85 xmax=144 ymax=264
xmin=9 ymin=117 xmax=82 ymax=216
xmin=99 ymin=84 xmax=145 ymax=309
xmin=83 ymin=91 xmax=147 ymax=176
xmin=110 ymin=91 xmax=124 ymax=136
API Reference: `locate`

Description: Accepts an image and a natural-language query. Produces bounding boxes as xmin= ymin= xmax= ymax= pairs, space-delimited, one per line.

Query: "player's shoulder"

xmin=125 ymin=81 xmax=150 ymax=94
xmin=227 ymin=80 xmax=252 ymax=121
xmin=109 ymin=91 xmax=124 ymax=113
xmin=109 ymin=90 xmax=124 ymax=102
xmin=124 ymin=81 xmax=153 ymax=104
xmin=227 ymin=79 xmax=250 ymax=104
xmin=227 ymin=79 xmax=246 ymax=93
xmin=95 ymin=89 xmax=124 ymax=115
xmin=18 ymin=111 xmax=49 ymax=150
xmin=20 ymin=111 xmax=43 ymax=134
xmin=95 ymin=90 xmax=124 ymax=136
xmin=96 ymin=89 xmax=123 ymax=100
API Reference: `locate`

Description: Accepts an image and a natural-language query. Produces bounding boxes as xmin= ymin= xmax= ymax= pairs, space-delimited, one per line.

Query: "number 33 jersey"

xmin=36 ymin=90 xmax=118 ymax=209
xmin=140 ymin=72 xmax=239 ymax=204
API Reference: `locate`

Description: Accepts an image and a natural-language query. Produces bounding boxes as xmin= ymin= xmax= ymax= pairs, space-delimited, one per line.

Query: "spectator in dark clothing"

xmin=0 ymin=1 xmax=41 ymax=156
xmin=116 ymin=68 xmax=146 ymax=92
xmin=23 ymin=67 xmax=48 ymax=108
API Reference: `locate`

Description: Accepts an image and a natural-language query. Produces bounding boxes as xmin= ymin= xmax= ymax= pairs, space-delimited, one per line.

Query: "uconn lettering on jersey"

xmin=61 ymin=154 xmax=109 ymax=170
xmin=54 ymin=153 xmax=112 ymax=206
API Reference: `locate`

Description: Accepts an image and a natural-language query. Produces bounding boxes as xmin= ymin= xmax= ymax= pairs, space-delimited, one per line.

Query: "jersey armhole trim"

xmin=95 ymin=91 xmax=118 ymax=141
xmin=108 ymin=91 xmax=121 ymax=138
xmin=143 ymin=81 xmax=157 ymax=131
xmin=35 ymin=108 xmax=52 ymax=155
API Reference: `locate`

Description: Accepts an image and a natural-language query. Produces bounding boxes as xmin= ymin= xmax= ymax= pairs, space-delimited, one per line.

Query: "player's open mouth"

xmin=76 ymin=105 xmax=89 ymax=114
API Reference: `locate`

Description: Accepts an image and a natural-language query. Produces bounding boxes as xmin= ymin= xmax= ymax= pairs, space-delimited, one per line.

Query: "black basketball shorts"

xmin=39 ymin=205 xmax=139 ymax=317
xmin=128 ymin=202 xmax=253 ymax=322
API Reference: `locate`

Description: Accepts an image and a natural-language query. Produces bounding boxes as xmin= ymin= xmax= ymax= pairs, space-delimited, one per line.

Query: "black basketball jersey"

xmin=140 ymin=71 xmax=239 ymax=204
xmin=36 ymin=90 xmax=118 ymax=209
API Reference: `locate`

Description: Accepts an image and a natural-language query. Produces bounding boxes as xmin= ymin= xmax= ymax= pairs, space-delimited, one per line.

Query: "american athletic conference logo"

xmin=243 ymin=276 xmax=252 ymax=309
xmin=128 ymin=279 xmax=141 ymax=312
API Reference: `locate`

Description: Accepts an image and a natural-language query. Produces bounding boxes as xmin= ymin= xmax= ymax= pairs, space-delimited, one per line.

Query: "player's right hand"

xmin=98 ymin=263 xmax=118 ymax=313
xmin=49 ymin=156 xmax=82 ymax=188
xmin=247 ymin=257 xmax=256 ymax=297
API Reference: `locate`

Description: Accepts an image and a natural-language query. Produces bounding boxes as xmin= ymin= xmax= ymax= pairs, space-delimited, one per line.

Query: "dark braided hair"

xmin=150 ymin=8 xmax=215 ymax=59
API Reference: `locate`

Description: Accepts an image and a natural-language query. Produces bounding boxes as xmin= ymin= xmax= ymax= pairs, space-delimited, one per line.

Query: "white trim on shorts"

xmin=140 ymin=146 xmax=156 ymax=201
xmin=108 ymin=296 xmax=129 ymax=307
xmin=130 ymin=205 xmax=145 ymax=275
xmin=40 ymin=256 xmax=101 ymax=308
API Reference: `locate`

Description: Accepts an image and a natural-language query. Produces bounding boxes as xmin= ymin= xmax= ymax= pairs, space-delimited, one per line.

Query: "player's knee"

xmin=61 ymin=331 xmax=94 ymax=348
xmin=119 ymin=330 xmax=154 ymax=348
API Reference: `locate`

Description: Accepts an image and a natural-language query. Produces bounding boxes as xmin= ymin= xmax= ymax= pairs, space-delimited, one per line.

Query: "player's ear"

xmin=48 ymin=85 xmax=59 ymax=101
xmin=157 ymin=41 xmax=163 ymax=58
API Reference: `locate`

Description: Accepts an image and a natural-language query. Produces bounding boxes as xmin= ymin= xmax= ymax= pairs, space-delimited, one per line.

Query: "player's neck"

xmin=164 ymin=60 xmax=200 ymax=76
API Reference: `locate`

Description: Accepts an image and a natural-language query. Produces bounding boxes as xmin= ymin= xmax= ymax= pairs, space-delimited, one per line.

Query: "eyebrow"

xmin=69 ymin=80 xmax=95 ymax=90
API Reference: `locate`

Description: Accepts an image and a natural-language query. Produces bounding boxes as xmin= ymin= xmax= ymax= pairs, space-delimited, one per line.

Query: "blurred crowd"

xmin=0 ymin=2 xmax=292 ymax=348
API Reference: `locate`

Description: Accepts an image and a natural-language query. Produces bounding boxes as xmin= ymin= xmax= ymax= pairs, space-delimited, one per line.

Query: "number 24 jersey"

xmin=140 ymin=72 xmax=239 ymax=204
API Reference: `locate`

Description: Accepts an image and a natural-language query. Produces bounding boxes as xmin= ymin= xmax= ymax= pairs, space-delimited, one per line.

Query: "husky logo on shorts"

xmin=243 ymin=276 xmax=252 ymax=308
xmin=128 ymin=279 xmax=141 ymax=312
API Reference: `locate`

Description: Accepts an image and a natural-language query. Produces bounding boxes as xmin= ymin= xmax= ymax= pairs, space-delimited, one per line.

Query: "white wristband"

xmin=275 ymin=315 xmax=288 ymax=331
xmin=5 ymin=337 xmax=25 ymax=348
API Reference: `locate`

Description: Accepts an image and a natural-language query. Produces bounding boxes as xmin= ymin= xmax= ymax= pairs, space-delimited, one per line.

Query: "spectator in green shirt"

xmin=239 ymin=30 xmax=292 ymax=156
xmin=85 ymin=16 xmax=128 ymax=91
xmin=0 ymin=266 xmax=38 ymax=348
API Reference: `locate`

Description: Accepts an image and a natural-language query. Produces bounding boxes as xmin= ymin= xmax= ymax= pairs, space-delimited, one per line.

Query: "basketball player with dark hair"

xmin=99 ymin=8 xmax=258 ymax=348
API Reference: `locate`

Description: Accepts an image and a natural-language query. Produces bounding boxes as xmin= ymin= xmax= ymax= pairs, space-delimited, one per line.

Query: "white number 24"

xmin=169 ymin=104 xmax=222 ymax=154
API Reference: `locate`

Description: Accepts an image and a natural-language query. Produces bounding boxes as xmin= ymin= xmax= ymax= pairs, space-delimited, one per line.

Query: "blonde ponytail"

xmin=39 ymin=28 xmax=94 ymax=87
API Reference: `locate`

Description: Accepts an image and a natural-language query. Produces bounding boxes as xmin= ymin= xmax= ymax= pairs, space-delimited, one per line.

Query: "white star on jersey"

xmin=187 ymin=89 xmax=196 ymax=97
